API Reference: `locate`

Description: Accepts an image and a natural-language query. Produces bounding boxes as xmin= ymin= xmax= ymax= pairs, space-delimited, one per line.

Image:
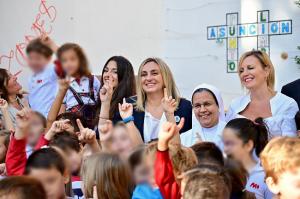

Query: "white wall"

xmin=0 ymin=0 xmax=163 ymax=87
xmin=0 ymin=0 xmax=299 ymax=108
xmin=163 ymin=0 xmax=300 ymax=108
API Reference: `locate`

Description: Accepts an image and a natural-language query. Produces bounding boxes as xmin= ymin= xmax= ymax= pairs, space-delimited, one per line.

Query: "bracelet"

xmin=123 ymin=116 xmax=134 ymax=124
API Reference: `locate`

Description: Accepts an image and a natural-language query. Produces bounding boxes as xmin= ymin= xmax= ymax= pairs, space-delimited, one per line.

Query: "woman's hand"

xmin=161 ymin=88 xmax=177 ymax=115
xmin=99 ymin=80 xmax=113 ymax=103
xmin=98 ymin=120 xmax=113 ymax=142
xmin=44 ymin=119 xmax=70 ymax=140
xmin=118 ymin=98 xmax=133 ymax=119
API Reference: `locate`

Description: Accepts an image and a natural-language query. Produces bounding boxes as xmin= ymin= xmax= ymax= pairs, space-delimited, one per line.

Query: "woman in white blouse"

xmin=226 ymin=50 xmax=299 ymax=138
xmin=181 ymin=84 xmax=226 ymax=149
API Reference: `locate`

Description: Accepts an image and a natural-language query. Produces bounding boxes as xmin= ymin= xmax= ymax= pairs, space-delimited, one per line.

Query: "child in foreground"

xmin=260 ymin=137 xmax=300 ymax=199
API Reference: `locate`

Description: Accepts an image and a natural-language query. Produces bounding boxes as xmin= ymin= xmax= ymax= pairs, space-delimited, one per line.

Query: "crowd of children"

xmin=0 ymin=35 xmax=300 ymax=199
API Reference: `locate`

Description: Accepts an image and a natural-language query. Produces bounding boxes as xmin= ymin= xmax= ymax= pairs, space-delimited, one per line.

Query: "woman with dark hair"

xmin=98 ymin=56 xmax=136 ymax=120
xmin=0 ymin=69 xmax=27 ymax=129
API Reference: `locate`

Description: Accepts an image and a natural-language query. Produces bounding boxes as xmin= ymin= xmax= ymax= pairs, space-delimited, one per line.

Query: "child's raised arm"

xmin=6 ymin=108 xmax=32 ymax=176
xmin=118 ymin=98 xmax=143 ymax=147
xmin=155 ymin=119 xmax=184 ymax=199
xmin=40 ymin=34 xmax=59 ymax=53
xmin=46 ymin=78 xmax=70 ymax=131
xmin=76 ymin=119 xmax=101 ymax=156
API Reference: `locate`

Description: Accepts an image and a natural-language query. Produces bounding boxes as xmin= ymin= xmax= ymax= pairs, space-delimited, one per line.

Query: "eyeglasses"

xmin=192 ymin=102 xmax=215 ymax=110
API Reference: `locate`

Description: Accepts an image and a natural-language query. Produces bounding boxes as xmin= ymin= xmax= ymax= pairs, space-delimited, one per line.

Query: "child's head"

xmin=223 ymin=118 xmax=268 ymax=161
xmin=169 ymin=144 xmax=198 ymax=178
xmin=191 ymin=142 xmax=224 ymax=166
xmin=81 ymin=153 xmax=134 ymax=199
xmin=25 ymin=148 xmax=69 ymax=199
xmin=56 ymin=112 xmax=83 ymax=133
xmin=260 ymin=137 xmax=300 ymax=199
xmin=182 ymin=164 xmax=231 ymax=199
xmin=26 ymin=38 xmax=53 ymax=73
xmin=110 ymin=123 xmax=134 ymax=158
xmin=144 ymin=142 xmax=159 ymax=186
xmin=57 ymin=43 xmax=91 ymax=77
xmin=225 ymin=158 xmax=256 ymax=199
xmin=128 ymin=146 xmax=149 ymax=185
xmin=28 ymin=111 xmax=46 ymax=147
xmin=0 ymin=130 xmax=10 ymax=163
xmin=0 ymin=176 xmax=47 ymax=199
xmin=49 ymin=132 xmax=82 ymax=174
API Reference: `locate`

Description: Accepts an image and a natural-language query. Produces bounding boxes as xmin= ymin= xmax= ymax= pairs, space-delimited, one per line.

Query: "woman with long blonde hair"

xmin=226 ymin=50 xmax=299 ymax=138
xmin=114 ymin=57 xmax=192 ymax=143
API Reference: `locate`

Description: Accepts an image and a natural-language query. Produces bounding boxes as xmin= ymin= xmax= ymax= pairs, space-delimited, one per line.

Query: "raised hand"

xmin=158 ymin=118 xmax=184 ymax=151
xmin=161 ymin=88 xmax=177 ymax=115
xmin=118 ymin=98 xmax=133 ymax=119
xmin=40 ymin=33 xmax=58 ymax=52
xmin=99 ymin=79 xmax=113 ymax=103
xmin=76 ymin=119 xmax=97 ymax=144
xmin=58 ymin=77 xmax=71 ymax=91
xmin=98 ymin=120 xmax=113 ymax=142
xmin=0 ymin=99 xmax=8 ymax=110
xmin=45 ymin=119 xmax=70 ymax=140
xmin=16 ymin=108 xmax=32 ymax=130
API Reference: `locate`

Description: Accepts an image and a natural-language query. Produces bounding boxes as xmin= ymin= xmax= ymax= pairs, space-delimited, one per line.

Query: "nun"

xmin=180 ymin=84 xmax=226 ymax=150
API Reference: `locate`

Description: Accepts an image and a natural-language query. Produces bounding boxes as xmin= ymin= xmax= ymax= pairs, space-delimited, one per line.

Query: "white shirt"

xmin=180 ymin=121 xmax=226 ymax=149
xmin=28 ymin=64 xmax=58 ymax=117
xmin=63 ymin=76 xmax=100 ymax=110
xmin=226 ymin=92 xmax=299 ymax=138
xmin=143 ymin=111 xmax=167 ymax=143
xmin=246 ymin=162 xmax=273 ymax=199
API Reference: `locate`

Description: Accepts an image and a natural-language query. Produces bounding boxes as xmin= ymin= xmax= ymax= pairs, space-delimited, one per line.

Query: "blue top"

xmin=132 ymin=184 xmax=163 ymax=199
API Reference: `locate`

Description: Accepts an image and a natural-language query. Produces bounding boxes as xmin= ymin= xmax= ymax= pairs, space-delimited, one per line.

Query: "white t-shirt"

xmin=246 ymin=162 xmax=273 ymax=199
xmin=143 ymin=111 xmax=167 ymax=143
xmin=28 ymin=64 xmax=58 ymax=117
xmin=63 ymin=76 xmax=100 ymax=110
xmin=226 ymin=92 xmax=299 ymax=138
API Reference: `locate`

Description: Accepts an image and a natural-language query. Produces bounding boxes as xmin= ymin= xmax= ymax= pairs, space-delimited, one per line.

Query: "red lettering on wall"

xmin=0 ymin=0 xmax=57 ymax=70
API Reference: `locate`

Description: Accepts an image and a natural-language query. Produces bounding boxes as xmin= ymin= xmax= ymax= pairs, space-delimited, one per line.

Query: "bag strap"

xmin=69 ymin=86 xmax=85 ymax=106
xmin=88 ymin=75 xmax=96 ymax=102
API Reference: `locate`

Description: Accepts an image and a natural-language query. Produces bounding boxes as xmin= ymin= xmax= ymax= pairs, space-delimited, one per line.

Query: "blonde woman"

xmin=114 ymin=58 xmax=192 ymax=143
xmin=226 ymin=50 xmax=299 ymax=138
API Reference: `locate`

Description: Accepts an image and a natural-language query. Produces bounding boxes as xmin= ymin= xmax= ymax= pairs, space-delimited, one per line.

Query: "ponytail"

xmin=225 ymin=118 xmax=269 ymax=156
xmin=253 ymin=117 xmax=269 ymax=156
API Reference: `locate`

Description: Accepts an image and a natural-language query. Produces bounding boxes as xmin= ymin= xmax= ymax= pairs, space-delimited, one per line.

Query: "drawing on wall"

xmin=207 ymin=10 xmax=292 ymax=73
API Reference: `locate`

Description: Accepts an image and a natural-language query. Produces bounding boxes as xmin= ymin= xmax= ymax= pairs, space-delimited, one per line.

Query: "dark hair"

xmin=25 ymin=148 xmax=66 ymax=175
xmin=192 ymin=88 xmax=218 ymax=106
xmin=295 ymin=111 xmax=300 ymax=130
xmin=128 ymin=146 xmax=145 ymax=170
xmin=101 ymin=56 xmax=136 ymax=118
xmin=0 ymin=69 xmax=22 ymax=102
xmin=57 ymin=43 xmax=91 ymax=77
xmin=225 ymin=158 xmax=256 ymax=199
xmin=26 ymin=38 xmax=53 ymax=58
xmin=49 ymin=131 xmax=81 ymax=153
xmin=56 ymin=112 xmax=85 ymax=132
xmin=0 ymin=176 xmax=47 ymax=199
xmin=225 ymin=118 xmax=269 ymax=156
xmin=33 ymin=111 xmax=47 ymax=128
xmin=191 ymin=142 xmax=224 ymax=166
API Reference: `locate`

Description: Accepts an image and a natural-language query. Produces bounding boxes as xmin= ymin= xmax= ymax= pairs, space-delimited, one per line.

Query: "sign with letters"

xmin=207 ymin=10 xmax=292 ymax=73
